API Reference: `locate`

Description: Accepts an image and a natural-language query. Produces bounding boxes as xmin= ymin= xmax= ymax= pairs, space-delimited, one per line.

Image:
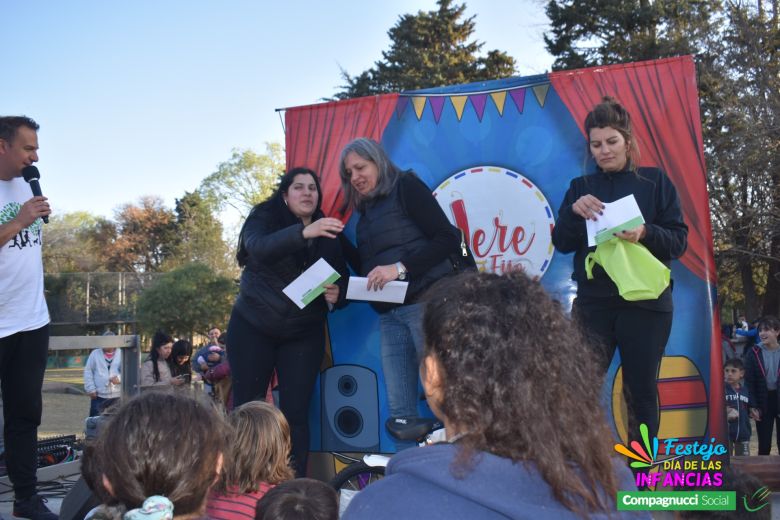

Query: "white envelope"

xmin=346 ymin=276 xmax=408 ymax=304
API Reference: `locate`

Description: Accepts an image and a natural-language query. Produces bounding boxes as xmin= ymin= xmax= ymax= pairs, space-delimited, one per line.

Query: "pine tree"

xmin=334 ymin=0 xmax=515 ymax=99
xmin=544 ymin=0 xmax=719 ymax=70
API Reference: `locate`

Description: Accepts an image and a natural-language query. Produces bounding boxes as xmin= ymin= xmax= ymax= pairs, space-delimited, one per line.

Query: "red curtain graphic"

xmin=285 ymin=94 xmax=399 ymax=218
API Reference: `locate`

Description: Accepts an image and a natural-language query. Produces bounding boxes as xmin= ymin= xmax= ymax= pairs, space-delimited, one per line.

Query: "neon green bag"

xmin=585 ymin=238 xmax=670 ymax=301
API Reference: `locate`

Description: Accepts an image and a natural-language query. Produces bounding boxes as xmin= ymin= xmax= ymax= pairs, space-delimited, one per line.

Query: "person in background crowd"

xmin=724 ymin=357 xmax=752 ymax=456
xmin=84 ymin=331 xmax=122 ymax=417
xmin=344 ymin=272 xmax=645 ymax=519
xmin=194 ymin=326 xmax=223 ymax=377
xmin=551 ymin=97 xmax=688 ymax=444
xmin=0 ymin=115 xmax=57 ymax=520
xmin=744 ymin=315 xmax=780 ymax=455
xmin=206 ymin=332 xmax=232 ymax=409
xmin=227 ymin=167 xmax=348 ymax=476
xmin=140 ymin=331 xmax=184 ymax=389
xmin=169 ymin=339 xmax=196 ymax=385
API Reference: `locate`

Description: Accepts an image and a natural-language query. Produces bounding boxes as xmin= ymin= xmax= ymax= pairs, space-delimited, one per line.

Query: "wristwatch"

xmin=395 ymin=262 xmax=407 ymax=280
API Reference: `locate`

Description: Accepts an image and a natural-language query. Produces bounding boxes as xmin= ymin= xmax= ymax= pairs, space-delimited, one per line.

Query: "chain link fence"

xmin=45 ymin=272 xmax=162 ymax=326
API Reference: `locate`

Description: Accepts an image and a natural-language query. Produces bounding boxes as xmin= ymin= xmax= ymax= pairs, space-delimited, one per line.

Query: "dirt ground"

xmin=40 ymin=368 xmax=91 ymax=438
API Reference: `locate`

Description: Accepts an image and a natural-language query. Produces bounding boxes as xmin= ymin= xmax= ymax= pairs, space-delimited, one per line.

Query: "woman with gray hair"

xmin=339 ymin=138 xmax=460 ymax=432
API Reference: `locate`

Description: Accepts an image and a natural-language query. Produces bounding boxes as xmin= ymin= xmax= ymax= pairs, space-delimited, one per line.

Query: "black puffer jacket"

xmin=233 ymin=197 xmax=348 ymax=337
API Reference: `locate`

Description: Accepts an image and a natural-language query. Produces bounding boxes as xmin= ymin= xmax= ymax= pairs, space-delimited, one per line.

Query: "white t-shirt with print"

xmin=0 ymin=177 xmax=49 ymax=338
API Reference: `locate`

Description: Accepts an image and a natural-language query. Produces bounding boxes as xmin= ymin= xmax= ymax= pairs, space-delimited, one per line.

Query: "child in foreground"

xmin=207 ymin=401 xmax=295 ymax=520
xmin=84 ymin=392 xmax=227 ymax=520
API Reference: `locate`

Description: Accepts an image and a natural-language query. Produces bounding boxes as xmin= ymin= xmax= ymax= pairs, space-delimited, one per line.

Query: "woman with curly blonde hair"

xmin=206 ymin=401 xmax=295 ymax=520
xmin=344 ymin=271 xmax=645 ymax=519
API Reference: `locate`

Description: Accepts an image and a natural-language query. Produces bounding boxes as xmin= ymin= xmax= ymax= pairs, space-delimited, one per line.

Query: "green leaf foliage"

xmin=136 ymin=263 xmax=236 ymax=339
xmin=199 ymin=143 xmax=285 ymax=217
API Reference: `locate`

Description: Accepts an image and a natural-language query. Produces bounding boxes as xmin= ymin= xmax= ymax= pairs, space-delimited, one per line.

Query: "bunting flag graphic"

xmin=532 ymin=83 xmax=550 ymax=107
xmin=509 ymin=88 xmax=526 ymax=113
xmin=394 ymin=86 xmax=542 ymax=124
xmin=451 ymin=96 xmax=468 ymax=120
xmin=490 ymin=91 xmax=507 ymax=116
xmin=469 ymin=94 xmax=488 ymax=121
xmin=412 ymin=96 xmax=426 ymax=120
xmin=430 ymin=96 xmax=446 ymax=123
xmin=395 ymin=96 xmax=409 ymax=119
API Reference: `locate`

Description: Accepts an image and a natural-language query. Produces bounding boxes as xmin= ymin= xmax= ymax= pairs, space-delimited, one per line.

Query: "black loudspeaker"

xmin=320 ymin=365 xmax=379 ymax=452
xmin=59 ymin=476 xmax=100 ymax=520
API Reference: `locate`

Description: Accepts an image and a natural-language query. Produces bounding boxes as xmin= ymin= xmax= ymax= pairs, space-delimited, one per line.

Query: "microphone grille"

xmin=22 ymin=165 xmax=40 ymax=182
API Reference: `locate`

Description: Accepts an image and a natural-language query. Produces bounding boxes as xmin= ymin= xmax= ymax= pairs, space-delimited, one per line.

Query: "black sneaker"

xmin=12 ymin=494 xmax=58 ymax=520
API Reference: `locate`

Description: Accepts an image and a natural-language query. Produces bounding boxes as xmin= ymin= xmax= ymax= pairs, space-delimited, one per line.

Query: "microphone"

xmin=21 ymin=165 xmax=49 ymax=224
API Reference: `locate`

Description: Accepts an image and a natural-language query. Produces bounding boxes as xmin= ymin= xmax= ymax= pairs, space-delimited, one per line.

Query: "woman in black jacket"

xmin=552 ymin=97 xmax=688 ymax=442
xmin=227 ymin=167 xmax=348 ymax=476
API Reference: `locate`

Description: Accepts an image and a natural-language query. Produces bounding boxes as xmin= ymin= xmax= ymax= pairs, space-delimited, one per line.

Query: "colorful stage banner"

xmin=285 ymin=55 xmax=722 ymax=455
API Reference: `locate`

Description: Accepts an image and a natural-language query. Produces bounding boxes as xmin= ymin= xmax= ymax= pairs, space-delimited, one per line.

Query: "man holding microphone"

xmin=0 ymin=116 xmax=56 ymax=520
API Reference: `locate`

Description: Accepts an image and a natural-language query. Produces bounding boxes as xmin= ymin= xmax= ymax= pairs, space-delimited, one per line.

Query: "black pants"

xmin=227 ymin=309 xmax=324 ymax=477
xmin=756 ymin=390 xmax=780 ymax=455
xmin=0 ymin=325 xmax=49 ymax=500
xmin=573 ymin=301 xmax=672 ymax=442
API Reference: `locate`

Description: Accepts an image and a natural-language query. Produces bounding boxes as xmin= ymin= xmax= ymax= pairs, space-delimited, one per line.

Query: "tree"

xmin=135 ymin=263 xmax=236 ymax=339
xmin=544 ymin=0 xmax=720 ymax=71
xmin=704 ymin=2 xmax=780 ymax=318
xmin=199 ymin=144 xmax=285 ymax=217
xmin=102 ymin=196 xmax=179 ymax=273
xmin=544 ymin=0 xmax=780 ymax=318
xmin=43 ymin=211 xmax=108 ymax=273
xmin=167 ymin=191 xmax=236 ymax=276
xmin=334 ymin=0 xmax=516 ymax=99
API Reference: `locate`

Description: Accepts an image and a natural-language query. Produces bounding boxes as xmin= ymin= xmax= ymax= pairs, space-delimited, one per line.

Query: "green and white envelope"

xmin=282 ymin=258 xmax=341 ymax=309
xmin=586 ymin=194 xmax=645 ymax=247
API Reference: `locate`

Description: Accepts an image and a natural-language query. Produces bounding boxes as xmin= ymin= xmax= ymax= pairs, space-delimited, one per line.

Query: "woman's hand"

xmin=323 ymin=283 xmax=340 ymax=304
xmin=571 ymin=195 xmax=604 ymax=221
xmin=615 ymin=224 xmax=646 ymax=243
xmin=302 ymin=218 xmax=344 ymax=239
xmin=750 ymin=408 xmax=761 ymax=421
xmin=170 ymin=376 xmax=185 ymax=387
xmin=366 ymin=264 xmax=400 ymax=291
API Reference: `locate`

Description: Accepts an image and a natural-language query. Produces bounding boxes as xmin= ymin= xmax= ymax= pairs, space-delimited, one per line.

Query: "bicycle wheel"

xmin=330 ymin=462 xmax=385 ymax=491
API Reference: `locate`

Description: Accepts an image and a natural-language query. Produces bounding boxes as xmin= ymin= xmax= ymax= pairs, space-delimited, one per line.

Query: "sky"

xmin=3 ymin=1 xmax=554 ymax=222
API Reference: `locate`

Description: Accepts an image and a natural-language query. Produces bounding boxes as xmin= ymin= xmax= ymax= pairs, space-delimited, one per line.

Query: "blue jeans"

xmin=379 ymin=303 xmax=425 ymax=419
xmin=89 ymin=396 xmax=118 ymax=418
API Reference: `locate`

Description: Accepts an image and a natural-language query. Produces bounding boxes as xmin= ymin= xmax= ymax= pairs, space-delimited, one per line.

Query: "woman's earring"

xmin=283 ymin=198 xmax=288 ymax=206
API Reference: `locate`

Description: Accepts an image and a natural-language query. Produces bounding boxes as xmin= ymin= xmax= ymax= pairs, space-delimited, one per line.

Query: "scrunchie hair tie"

xmin=124 ymin=496 xmax=174 ymax=520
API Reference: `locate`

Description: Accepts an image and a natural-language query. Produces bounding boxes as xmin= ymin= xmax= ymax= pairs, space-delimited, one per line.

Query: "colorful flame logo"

xmin=613 ymin=423 xmax=659 ymax=468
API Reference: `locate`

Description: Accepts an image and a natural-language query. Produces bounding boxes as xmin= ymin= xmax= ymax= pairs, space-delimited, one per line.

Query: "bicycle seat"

xmin=385 ymin=416 xmax=436 ymax=441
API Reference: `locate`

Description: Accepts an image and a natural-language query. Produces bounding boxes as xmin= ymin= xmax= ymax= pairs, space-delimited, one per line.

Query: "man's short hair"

xmin=724 ymin=357 xmax=745 ymax=371
xmin=0 ymin=116 xmax=39 ymax=143
xmin=757 ymin=315 xmax=780 ymax=332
